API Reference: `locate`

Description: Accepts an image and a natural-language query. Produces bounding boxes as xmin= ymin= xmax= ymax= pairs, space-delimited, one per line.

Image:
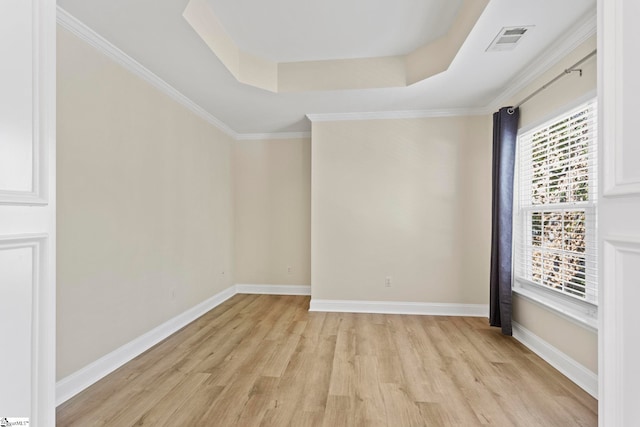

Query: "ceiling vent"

xmin=486 ymin=26 xmax=533 ymax=52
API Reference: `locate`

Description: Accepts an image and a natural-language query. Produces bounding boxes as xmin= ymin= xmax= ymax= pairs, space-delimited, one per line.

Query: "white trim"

xmin=489 ymin=10 xmax=597 ymax=109
xmin=309 ymin=299 xmax=488 ymax=317
xmin=0 ymin=190 xmax=47 ymax=206
xmin=56 ymin=7 xmax=312 ymax=143
xmin=55 ymin=7 xmax=237 ymax=139
xmin=34 ymin=0 xmax=57 ymax=423
xmin=55 ymin=285 xmax=236 ymax=406
xmin=598 ymin=1 xmax=633 ymax=424
xmin=235 ymin=132 xmax=311 ymax=141
xmin=235 ymin=284 xmax=311 ymax=295
xmin=513 ymin=285 xmax=597 ymax=332
xmin=306 ymin=108 xmax=488 ymax=123
xmin=512 ymin=321 xmax=598 ymax=399
xmin=602 ymin=180 xmax=640 ymax=197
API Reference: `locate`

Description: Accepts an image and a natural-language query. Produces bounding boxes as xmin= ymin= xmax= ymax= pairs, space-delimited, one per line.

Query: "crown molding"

xmin=306 ymin=107 xmax=490 ymax=123
xmin=56 ymin=6 xmax=597 ymax=137
xmin=57 ymin=5 xmax=487 ymax=132
xmin=487 ymin=10 xmax=597 ymax=110
xmin=57 ymin=7 xmax=315 ymax=141
xmin=235 ymin=131 xmax=311 ymax=141
xmin=56 ymin=6 xmax=242 ymax=139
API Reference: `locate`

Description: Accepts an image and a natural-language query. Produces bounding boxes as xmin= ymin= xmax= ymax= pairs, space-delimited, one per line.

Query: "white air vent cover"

xmin=486 ymin=26 xmax=534 ymax=52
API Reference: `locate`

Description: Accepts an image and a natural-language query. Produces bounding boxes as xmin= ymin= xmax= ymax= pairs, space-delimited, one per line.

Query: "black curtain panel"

xmin=490 ymin=106 xmax=519 ymax=336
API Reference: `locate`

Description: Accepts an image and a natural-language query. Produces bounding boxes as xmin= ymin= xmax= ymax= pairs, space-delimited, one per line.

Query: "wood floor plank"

xmin=156 ymin=383 xmax=225 ymax=427
xmin=57 ymin=295 xmax=597 ymax=426
xmin=353 ymin=354 xmax=387 ymax=425
xmin=129 ymin=372 xmax=211 ymax=426
xmin=322 ymin=395 xmax=353 ymax=427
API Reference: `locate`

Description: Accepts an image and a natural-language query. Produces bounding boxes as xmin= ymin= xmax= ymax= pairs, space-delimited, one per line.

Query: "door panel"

xmin=0 ymin=0 xmax=33 ymax=194
xmin=599 ymin=0 xmax=640 ymax=425
xmin=0 ymin=0 xmax=56 ymax=425
xmin=0 ymin=243 xmax=34 ymax=416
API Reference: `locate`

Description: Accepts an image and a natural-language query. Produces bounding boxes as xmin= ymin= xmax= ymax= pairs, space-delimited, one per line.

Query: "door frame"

xmin=33 ymin=0 xmax=57 ymax=424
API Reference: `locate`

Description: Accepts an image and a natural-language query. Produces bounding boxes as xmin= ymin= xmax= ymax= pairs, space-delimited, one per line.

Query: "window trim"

xmin=512 ymin=94 xmax=598 ymax=330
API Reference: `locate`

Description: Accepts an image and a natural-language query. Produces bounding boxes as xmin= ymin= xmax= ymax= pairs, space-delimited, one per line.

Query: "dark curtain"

xmin=490 ymin=106 xmax=519 ymax=336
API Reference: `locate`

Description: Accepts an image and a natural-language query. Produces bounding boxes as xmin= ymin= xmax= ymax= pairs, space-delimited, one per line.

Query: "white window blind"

xmin=514 ymin=100 xmax=598 ymax=305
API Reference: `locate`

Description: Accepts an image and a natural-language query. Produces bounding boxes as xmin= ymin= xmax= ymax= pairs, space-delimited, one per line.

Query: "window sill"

xmin=513 ymin=278 xmax=598 ymax=332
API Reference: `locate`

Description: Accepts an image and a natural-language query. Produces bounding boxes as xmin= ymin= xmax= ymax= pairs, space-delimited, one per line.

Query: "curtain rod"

xmin=508 ymin=49 xmax=597 ymax=114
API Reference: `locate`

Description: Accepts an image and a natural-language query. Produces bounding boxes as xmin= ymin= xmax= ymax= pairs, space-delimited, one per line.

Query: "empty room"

xmin=1 ymin=0 xmax=639 ymax=425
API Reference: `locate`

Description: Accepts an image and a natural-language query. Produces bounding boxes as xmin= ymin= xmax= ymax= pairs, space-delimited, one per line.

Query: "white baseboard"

xmin=56 ymin=286 xmax=494 ymax=406
xmin=309 ymin=299 xmax=489 ymax=317
xmin=55 ymin=285 xmax=236 ymax=406
xmin=56 ymin=284 xmax=311 ymax=406
xmin=235 ymin=284 xmax=311 ymax=296
xmin=512 ymin=321 xmax=598 ymax=398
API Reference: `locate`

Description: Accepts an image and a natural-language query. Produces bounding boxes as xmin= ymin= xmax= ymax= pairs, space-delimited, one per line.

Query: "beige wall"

xmin=311 ymin=116 xmax=492 ymax=303
xmin=234 ymin=138 xmax=311 ymax=285
xmin=508 ymin=36 xmax=598 ymax=373
xmin=514 ymin=38 xmax=597 ymax=129
xmin=56 ymin=16 xmax=598 ymax=383
xmin=57 ymin=27 xmax=234 ymax=379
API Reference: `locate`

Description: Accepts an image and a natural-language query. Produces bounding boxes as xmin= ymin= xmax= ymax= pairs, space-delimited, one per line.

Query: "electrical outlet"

xmin=287 ymin=266 xmax=292 ymax=275
xmin=385 ymin=276 xmax=392 ymax=287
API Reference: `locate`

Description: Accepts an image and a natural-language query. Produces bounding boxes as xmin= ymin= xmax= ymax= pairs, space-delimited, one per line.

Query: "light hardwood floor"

xmin=56 ymin=294 xmax=597 ymax=426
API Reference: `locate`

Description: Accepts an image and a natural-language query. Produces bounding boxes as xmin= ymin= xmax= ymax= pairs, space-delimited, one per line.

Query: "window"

xmin=514 ymin=100 xmax=598 ymax=323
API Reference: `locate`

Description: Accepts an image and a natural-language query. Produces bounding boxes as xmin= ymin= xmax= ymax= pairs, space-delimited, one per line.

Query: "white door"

xmin=0 ymin=0 xmax=56 ymax=425
xmin=599 ymin=0 xmax=640 ymax=425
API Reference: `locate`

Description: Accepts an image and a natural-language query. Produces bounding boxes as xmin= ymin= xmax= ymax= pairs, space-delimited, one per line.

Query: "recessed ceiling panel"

xmin=207 ymin=0 xmax=463 ymax=62
xmin=185 ymin=0 xmax=487 ymax=92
